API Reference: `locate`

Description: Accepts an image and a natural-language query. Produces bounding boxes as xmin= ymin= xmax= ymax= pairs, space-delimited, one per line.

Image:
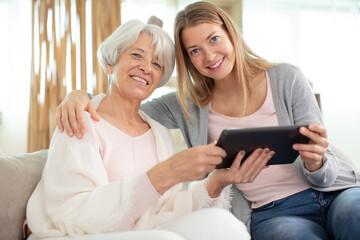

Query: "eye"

xmin=190 ymin=48 xmax=200 ymax=56
xmin=131 ymin=53 xmax=142 ymax=59
xmin=210 ymin=36 xmax=219 ymax=43
xmin=152 ymin=61 xmax=162 ymax=70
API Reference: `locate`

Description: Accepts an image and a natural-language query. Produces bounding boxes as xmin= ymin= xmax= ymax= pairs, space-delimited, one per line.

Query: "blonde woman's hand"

xmin=207 ymin=148 xmax=275 ymax=198
xmin=55 ymin=90 xmax=99 ymax=139
xmin=147 ymin=142 xmax=226 ymax=194
xmin=293 ymin=123 xmax=329 ymax=172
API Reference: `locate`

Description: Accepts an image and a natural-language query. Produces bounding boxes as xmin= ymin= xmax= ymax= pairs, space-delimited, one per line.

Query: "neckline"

xmin=209 ymin=70 xmax=271 ymax=120
xmin=97 ymin=115 xmax=151 ymax=140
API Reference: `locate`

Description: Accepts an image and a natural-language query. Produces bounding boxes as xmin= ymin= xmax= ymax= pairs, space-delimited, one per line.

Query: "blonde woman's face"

xmin=181 ymin=23 xmax=235 ymax=81
xmin=111 ymin=33 xmax=163 ymax=102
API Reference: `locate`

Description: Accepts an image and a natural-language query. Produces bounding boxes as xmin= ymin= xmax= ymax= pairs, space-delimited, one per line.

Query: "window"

xmin=243 ymin=0 xmax=360 ymax=165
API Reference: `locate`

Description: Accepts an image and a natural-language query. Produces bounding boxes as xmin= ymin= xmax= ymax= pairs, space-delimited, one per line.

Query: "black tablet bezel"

xmin=215 ymin=125 xmax=310 ymax=169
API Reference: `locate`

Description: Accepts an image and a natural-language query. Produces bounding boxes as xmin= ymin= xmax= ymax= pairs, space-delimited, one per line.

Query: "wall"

xmin=242 ymin=0 xmax=360 ymax=168
xmin=0 ymin=112 xmax=28 ymax=155
xmin=0 ymin=0 xmax=31 ymax=155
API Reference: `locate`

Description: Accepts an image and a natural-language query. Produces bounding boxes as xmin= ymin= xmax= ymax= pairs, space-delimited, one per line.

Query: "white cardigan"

xmin=26 ymin=99 xmax=231 ymax=238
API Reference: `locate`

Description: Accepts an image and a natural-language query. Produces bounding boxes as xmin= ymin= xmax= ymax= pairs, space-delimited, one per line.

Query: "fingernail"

xmin=264 ymin=149 xmax=270 ymax=154
xmin=258 ymin=149 xmax=263 ymax=155
xmin=68 ymin=131 xmax=73 ymax=137
xmin=240 ymin=150 xmax=245 ymax=155
xmin=76 ymin=133 xmax=81 ymax=139
xmin=81 ymin=128 xmax=86 ymax=133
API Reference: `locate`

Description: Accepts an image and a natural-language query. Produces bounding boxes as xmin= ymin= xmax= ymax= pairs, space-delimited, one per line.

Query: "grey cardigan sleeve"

xmin=275 ymin=64 xmax=339 ymax=187
xmin=140 ymin=91 xmax=181 ymax=129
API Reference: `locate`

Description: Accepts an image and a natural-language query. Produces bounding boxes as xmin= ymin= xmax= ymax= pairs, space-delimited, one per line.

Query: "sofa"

xmin=0 ymin=150 xmax=47 ymax=240
xmin=0 ymin=146 xmax=358 ymax=240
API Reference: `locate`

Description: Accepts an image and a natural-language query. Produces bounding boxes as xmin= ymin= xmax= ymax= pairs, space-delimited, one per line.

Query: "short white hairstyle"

xmin=97 ymin=20 xmax=175 ymax=88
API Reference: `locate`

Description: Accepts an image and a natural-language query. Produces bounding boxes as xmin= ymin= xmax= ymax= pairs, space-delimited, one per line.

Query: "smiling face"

xmin=181 ymin=23 xmax=235 ymax=82
xmin=108 ymin=33 xmax=163 ymax=102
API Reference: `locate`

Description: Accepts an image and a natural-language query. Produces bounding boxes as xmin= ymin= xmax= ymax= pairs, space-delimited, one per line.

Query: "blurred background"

xmin=0 ymin=0 xmax=359 ymax=167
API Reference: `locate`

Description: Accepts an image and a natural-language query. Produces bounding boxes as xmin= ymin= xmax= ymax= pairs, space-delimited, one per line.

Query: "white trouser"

xmin=28 ymin=231 xmax=183 ymax=240
xmin=28 ymin=208 xmax=250 ymax=240
xmin=156 ymin=208 xmax=250 ymax=240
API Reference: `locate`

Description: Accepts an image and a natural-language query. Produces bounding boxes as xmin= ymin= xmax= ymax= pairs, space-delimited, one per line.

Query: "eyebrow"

xmin=133 ymin=48 xmax=145 ymax=52
xmin=186 ymin=31 xmax=217 ymax=51
xmin=132 ymin=47 xmax=161 ymax=61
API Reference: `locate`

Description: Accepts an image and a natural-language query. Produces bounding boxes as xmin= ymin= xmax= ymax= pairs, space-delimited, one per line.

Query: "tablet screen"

xmin=215 ymin=125 xmax=310 ymax=169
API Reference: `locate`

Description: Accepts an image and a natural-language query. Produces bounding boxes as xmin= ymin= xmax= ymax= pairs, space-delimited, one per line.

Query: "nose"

xmin=139 ymin=60 xmax=152 ymax=74
xmin=204 ymin=47 xmax=216 ymax=62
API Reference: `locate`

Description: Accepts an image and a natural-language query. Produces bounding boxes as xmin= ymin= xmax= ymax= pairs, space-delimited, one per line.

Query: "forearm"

xmin=304 ymin=159 xmax=323 ymax=172
xmin=129 ymin=174 xmax=162 ymax=220
xmin=206 ymin=173 xmax=227 ymax=198
xmin=191 ymin=179 xmax=232 ymax=210
xmin=147 ymin=161 xmax=180 ymax=195
xmin=291 ymin=72 xmax=338 ymax=186
xmin=31 ymin=118 xmax=153 ymax=234
xmin=41 ymin=161 xmax=160 ymax=234
xmin=302 ymin=148 xmax=338 ymax=187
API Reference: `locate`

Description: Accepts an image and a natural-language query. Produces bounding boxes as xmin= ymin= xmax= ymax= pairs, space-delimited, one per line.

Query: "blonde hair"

xmin=174 ymin=1 xmax=275 ymax=121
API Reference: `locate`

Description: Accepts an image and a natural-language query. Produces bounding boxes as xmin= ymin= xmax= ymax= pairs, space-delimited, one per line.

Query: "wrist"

xmin=304 ymin=160 xmax=323 ymax=172
xmin=81 ymin=89 xmax=93 ymax=100
xmin=147 ymin=163 xmax=179 ymax=195
xmin=206 ymin=174 xmax=225 ymax=198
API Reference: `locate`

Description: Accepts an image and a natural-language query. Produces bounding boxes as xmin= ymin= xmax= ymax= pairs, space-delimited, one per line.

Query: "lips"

xmin=131 ymin=75 xmax=149 ymax=85
xmin=208 ymin=57 xmax=224 ymax=70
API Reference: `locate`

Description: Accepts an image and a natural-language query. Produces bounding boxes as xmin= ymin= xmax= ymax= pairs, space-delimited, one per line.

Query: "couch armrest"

xmin=0 ymin=150 xmax=48 ymax=240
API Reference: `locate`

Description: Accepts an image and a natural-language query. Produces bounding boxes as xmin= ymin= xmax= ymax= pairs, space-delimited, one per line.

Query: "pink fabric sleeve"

xmin=129 ymin=173 xmax=161 ymax=221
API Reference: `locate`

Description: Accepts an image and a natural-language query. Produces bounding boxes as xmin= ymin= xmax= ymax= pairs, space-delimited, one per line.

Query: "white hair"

xmin=97 ymin=20 xmax=175 ymax=88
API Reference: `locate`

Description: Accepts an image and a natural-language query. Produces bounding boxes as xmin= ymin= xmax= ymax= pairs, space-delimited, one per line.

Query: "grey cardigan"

xmin=141 ymin=63 xmax=360 ymax=228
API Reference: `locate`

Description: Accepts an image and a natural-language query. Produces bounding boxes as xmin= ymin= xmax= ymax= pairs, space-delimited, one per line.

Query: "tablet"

xmin=215 ymin=125 xmax=310 ymax=169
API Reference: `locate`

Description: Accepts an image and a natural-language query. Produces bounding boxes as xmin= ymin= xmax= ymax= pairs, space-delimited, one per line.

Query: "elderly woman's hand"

xmin=55 ymin=90 xmax=99 ymax=139
xmin=147 ymin=142 xmax=226 ymax=195
xmin=206 ymin=148 xmax=275 ymax=198
xmin=292 ymin=123 xmax=329 ymax=172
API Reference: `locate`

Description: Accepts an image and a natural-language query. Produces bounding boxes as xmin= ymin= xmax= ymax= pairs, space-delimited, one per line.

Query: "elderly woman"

xmin=26 ymin=20 xmax=251 ymax=240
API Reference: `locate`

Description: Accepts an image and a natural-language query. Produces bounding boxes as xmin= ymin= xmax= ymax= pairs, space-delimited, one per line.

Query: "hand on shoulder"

xmin=56 ymin=90 xmax=100 ymax=139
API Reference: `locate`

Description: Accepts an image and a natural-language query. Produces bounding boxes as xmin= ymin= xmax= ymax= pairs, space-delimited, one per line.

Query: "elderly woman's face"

xmin=111 ymin=33 xmax=163 ymax=102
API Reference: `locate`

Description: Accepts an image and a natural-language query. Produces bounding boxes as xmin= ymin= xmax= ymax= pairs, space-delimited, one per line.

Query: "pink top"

xmin=95 ymin=116 xmax=159 ymax=181
xmin=94 ymin=116 xmax=161 ymax=216
xmin=208 ymin=71 xmax=309 ymax=208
